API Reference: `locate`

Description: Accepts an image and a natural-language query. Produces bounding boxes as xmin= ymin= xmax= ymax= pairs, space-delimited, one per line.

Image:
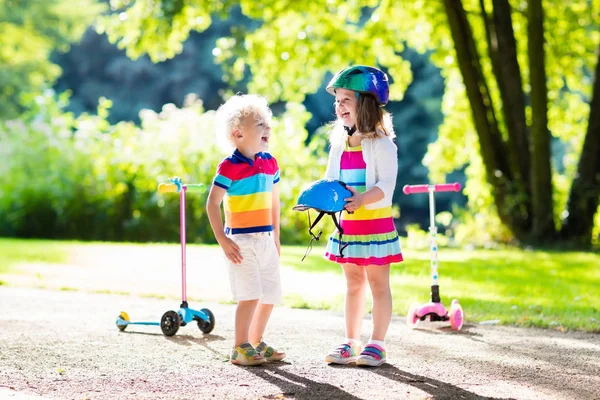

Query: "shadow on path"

xmin=372 ymin=363 xmax=515 ymax=400
xmin=244 ymin=362 xmax=515 ymax=400
xmin=246 ymin=364 xmax=362 ymax=400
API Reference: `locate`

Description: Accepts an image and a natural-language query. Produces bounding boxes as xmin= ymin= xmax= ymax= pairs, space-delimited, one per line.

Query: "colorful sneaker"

xmin=356 ymin=344 xmax=387 ymax=367
xmin=230 ymin=342 xmax=267 ymax=366
xmin=255 ymin=341 xmax=286 ymax=362
xmin=324 ymin=342 xmax=361 ymax=364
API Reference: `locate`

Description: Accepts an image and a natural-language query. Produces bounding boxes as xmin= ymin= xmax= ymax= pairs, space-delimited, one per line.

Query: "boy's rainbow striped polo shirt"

xmin=213 ymin=149 xmax=280 ymax=235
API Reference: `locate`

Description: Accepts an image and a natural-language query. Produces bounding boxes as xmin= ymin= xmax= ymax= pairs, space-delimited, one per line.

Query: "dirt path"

xmin=1 ymin=287 xmax=599 ymax=400
xmin=2 ymin=244 xmax=346 ymax=304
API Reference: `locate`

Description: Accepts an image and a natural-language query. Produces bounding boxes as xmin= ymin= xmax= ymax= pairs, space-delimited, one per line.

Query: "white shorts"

xmin=226 ymin=232 xmax=282 ymax=304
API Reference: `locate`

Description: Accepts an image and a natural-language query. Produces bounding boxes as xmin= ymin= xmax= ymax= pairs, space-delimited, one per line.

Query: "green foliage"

xmin=426 ymin=0 xmax=600 ymax=236
xmin=0 ymin=0 xmax=105 ymax=119
xmin=97 ymin=0 xmax=221 ymax=62
xmin=0 ymin=92 xmax=325 ymax=243
xmin=99 ymin=0 xmax=600 ymax=246
xmin=55 ymin=18 xmax=240 ymax=124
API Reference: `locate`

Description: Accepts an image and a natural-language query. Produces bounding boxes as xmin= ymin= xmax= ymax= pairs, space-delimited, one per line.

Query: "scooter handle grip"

xmin=403 ymin=182 xmax=461 ymax=195
xmin=158 ymin=183 xmax=178 ymax=193
xmin=185 ymin=183 xmax=206 ymax=193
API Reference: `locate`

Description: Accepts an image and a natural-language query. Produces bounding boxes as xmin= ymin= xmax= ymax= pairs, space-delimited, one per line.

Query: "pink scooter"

xmin=403 ymin=182 xmax=464 ymax=331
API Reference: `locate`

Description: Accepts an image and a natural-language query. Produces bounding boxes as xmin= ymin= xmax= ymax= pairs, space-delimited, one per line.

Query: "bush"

xmin=0 ymin=93 xmax=327 ymax=244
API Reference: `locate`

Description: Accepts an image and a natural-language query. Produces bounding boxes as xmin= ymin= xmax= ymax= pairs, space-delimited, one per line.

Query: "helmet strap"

xmin=332 ymin=211 xmax=349 ymax=258
xmin=301 ymin=210 xmax=349 ymax=260
xmin=307 ymin=210 xmax=325 ymax=240
xmin=344 ymin=125 xmax=357 ymax=136
xmin=302 ymin=210 xmax=325 ymax=261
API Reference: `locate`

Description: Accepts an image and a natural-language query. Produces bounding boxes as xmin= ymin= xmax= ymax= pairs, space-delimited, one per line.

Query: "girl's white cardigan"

xmin=324 ymin=117 xmax=399 ymax=210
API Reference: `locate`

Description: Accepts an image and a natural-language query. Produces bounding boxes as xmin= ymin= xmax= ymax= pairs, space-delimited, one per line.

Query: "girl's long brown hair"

xmin=355 ymin=93 xmax=391 ymax=138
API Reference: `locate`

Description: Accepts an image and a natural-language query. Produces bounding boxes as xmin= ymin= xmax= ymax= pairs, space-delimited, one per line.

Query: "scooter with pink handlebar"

xmin=403 ymin=182 xmax=464 ymax=331
xmin=115 ymin=177 xmax=215 ymax=336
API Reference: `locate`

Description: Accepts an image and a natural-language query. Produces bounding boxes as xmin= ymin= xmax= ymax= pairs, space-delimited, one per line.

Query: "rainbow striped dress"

xmin=324 ymin=142 xmax=403 ymax=266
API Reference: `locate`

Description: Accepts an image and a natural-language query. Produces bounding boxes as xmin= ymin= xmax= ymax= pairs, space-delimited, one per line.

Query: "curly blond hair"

xmin=215 ymin=93 xmax=272 ymax=152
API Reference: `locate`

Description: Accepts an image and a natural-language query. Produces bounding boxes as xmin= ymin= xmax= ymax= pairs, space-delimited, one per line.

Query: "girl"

xmin=323 ymin=65 xmax=403 ymax=367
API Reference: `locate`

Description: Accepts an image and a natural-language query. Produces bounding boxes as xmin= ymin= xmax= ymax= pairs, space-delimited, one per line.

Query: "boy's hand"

xmin=274 ymin=238 xmax=281 ymax=256
xmin=344 ymin=186 xmax=364 ymax=212
xmin=220 ymin=237 xmax=243 ymax=264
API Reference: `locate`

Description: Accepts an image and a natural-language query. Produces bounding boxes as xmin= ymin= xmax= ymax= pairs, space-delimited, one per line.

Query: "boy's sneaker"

xmin=324 ymin=342 xmax=361 ymax=364
xmin=230 ymin=342 xmax=267 ymax=366
xmin=356 ymin=344 xmax=387 ymax=367
xmin=255 ymin=341 xmax=286 ymax=362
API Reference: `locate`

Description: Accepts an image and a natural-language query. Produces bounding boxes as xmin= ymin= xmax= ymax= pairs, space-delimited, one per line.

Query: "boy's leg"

xmin=252 ymin=235 xmax=282 ymax=338
xmin=248 ymin=303 xmax=274 ymax=344
xmin=232 ymin=299 xmax=267 ymax=366
xmin=365 ymin=264 xmax=392 ymax=341
xmin=248 ymin=235 xmax=286 ymax=361
xmin=235 ymin=299 xmax=259 ymax=346
xmin=342 ymin=263 xmax=367 ymax=339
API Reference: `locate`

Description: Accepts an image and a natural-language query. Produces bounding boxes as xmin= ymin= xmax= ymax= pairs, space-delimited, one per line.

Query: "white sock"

xmin=345 ymin=337 xmax=361 ymax=346
xmin=368 ymin=339 xmax=385 ymax=348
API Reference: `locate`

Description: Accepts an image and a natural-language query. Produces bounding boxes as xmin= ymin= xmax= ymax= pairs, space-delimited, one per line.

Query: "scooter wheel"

xmin=196 ymin=308 xmax=216 ymax=334
xmin=116 ymin=311 xmax=130 ymax=331
xmin=449 ymin=299 xmax=464 ymax=331
xmin=406 ymin=303 xmax=420 ymax=329
xmin=160 ymin=310 xmax=181 ymax=337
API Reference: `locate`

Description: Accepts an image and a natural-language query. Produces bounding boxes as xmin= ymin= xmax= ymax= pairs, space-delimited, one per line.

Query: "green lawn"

xmin=1 ymin=238 xmax=599 ymax=332
xmin=282 ymin=245 xmax=600 ymax=332
xmin=0 ymin=238 xmax=69 ymax=275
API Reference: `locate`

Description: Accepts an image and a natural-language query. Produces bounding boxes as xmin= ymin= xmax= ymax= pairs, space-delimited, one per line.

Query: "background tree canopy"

xmin=98 ymin=0 xmax=600 ymax=248
xmin=1 ymin=0 xmax=599 ymax=248
xmin=0 ymin=0 xmax=105 ymax=119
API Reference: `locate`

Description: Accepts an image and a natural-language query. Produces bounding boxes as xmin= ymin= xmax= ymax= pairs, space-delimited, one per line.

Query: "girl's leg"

xmin=235 ymin=299 xmax=259 ymax=346
xmin=365 ymin=264 xmax=392 ymax=341
xmin=342 ymin=263 xmax=367 ymax=339
xmin=248 ymin=303 xmax=274 ymax=343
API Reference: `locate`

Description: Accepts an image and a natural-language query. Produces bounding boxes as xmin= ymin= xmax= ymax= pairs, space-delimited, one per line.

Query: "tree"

xmin=0 ymin=0 xmax=105 ymax=119
xmin=99 ymin=0 xmax=600 ymax=247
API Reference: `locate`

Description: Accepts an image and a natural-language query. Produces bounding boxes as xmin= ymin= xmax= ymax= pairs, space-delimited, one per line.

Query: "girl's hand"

xmin=344 ymin=186 xmax=364 ymax=212
xmin=219 ymin=237 xmax=243 ymax=264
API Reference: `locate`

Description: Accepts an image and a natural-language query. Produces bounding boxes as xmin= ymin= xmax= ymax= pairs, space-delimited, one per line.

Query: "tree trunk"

xmin=480 ymin=0 xmax=531 ymax=189
xmin=561 ymin=47 xmax=600 ymax=246
xmin=479 ymin=0 xmax=533 ymax=230
xmin=527 ymin=0 xmax=556 ymax=242
xmin=443 ymin=0 xmax=530 ymax=240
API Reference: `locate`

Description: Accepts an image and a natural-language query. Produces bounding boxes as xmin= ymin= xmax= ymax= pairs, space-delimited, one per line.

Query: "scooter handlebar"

xmin=157 ymin=181 xmax=206 ymax=193
xmin=403 ymin=182 xmax=461 ymax=195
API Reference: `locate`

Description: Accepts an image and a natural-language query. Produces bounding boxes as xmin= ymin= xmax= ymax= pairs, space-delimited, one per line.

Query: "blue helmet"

xmin=294 ymin=180 xmax=352 ymax=260
xmin=293 ymin=179 xmax=352 ymax=213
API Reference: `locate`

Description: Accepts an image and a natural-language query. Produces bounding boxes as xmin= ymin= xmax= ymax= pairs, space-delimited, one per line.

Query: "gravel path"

xmin=1 ymin=287 xmax=599 ymax=400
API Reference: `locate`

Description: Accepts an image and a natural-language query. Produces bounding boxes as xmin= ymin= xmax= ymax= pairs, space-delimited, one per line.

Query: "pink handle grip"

xmin=403 ymin=182 xmax=461 ymax=195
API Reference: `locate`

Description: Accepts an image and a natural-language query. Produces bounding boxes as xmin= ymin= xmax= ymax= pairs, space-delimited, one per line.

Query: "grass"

xmin=0 ymin=238 xmax=70 ymax=274
xmin=1 ymin=238 xmax=599 ymax=332
xmin=282 ymin=245 xmax=600 ymax=332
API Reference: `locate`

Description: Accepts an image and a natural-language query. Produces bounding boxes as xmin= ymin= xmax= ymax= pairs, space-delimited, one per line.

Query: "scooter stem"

xmin=428 ymin=187 xmax=441 ymax=303
xmin=180 ymin=186 xmax=187 ymax=304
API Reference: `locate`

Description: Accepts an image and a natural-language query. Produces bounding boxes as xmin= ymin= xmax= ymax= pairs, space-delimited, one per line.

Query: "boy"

xmin=206 ymin=94 xmax=285 ymax=366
